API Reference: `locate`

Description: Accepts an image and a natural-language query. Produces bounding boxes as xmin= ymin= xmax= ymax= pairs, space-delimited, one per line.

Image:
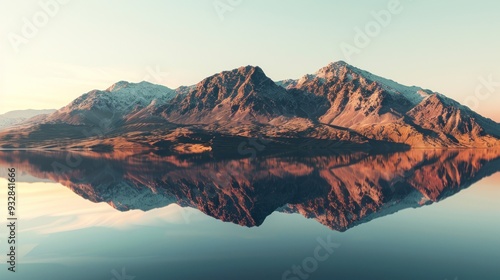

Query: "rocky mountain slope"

xmin=282 ymin=61 xmax=500 ymax=147
xmin=44 ymin=81 xmax=176 ymax=125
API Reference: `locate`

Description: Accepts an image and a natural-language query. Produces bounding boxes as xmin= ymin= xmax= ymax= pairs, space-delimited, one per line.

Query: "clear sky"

xmin=1 ymin=0 xmax=499 ymax=120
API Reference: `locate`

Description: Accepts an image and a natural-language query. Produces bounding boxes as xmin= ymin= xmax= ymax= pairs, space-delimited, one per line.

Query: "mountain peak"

xmin=106 ymin=80 xmax=162 ymax=93
xmin=326 ymin=60 xmax=349 ymax=68
xmin=237 ymin=65 xmax=263 ymax=73
xmin=106 ymin=81 xmax=131 ymax=92
xmin=198 ymin=65 xmax=272 ymax=90
xmin=235 ymin=65 xmax=267 ymax=81
xmin=315 ymin=61 xmax=353 ymax=80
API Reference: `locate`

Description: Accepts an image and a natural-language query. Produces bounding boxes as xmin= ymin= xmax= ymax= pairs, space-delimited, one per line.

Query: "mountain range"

xmin=1 ymin=61 xmax=499 ymax=151
xmin=0 ymin=109 xmax=56 ymax=130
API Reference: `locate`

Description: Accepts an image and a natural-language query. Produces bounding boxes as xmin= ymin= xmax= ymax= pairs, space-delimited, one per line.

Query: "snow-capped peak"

xmin=315 ymin=60 xmax=350 ymax=80
xmin=50 ymin=81 xmax=178 ymax=122
xmin=106 ymin=80 xmax=131 ymax=92
xmin=346 ymin=66 xmax=433 ymax=105
xmin=106 ymin=81 xmax=173 ymax=95
xmin=313 ymin=61 xmax=433 ymax=106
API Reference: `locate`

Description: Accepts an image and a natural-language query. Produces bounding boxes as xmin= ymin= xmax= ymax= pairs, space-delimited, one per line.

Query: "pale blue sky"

xmin=1 ymin=0 xmax=500 ymax=119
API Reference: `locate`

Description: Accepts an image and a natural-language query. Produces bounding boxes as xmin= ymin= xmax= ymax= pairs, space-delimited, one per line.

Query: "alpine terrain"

xmin=1 ymin=61 xmax=499 ymax=152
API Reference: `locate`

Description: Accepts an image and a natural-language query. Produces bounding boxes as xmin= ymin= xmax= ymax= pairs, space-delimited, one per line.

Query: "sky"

xmin=1 ymin=0 xmax=500 ymax=120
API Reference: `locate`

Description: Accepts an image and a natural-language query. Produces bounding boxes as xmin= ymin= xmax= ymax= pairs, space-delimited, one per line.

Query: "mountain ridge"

xmin=0 ymin=109 xmax=56 ymax=130
xmin=1 ymin=61 xmax=499 ymax=151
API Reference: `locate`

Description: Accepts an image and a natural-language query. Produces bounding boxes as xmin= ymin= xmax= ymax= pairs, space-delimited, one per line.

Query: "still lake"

xmin=0 ymin=149 xmax=499 ymax=280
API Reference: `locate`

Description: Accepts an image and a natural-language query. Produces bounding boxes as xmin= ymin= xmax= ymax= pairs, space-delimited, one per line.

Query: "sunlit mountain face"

xmin=2 ymin=149 xmax=499 ymax=231
xmin=2 ymin=62 xmax=500 ymax=152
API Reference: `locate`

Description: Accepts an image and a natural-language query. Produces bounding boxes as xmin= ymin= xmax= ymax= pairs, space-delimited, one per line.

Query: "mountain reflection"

xmin=1 ymin=149 xmax=499 ymax=231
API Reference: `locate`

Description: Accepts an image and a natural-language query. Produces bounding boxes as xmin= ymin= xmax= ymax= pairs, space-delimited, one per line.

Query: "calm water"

xmin=0 ymin=149 xmax=499 ymax=280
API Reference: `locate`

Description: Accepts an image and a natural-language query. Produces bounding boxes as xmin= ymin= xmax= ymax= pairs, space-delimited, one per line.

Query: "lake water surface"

xmin=0 ymin=149 xmax=499 ymax=280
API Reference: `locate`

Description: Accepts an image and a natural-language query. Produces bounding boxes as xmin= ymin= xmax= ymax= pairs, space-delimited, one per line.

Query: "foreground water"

xmin=0 ymin=149 xmax=499 ymax=280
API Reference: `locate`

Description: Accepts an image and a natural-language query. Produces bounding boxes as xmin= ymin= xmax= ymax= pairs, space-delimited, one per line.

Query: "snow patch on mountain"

xmin=345 ymin=64 xmax=433 ymax=106
xmin=70 ymin=81 xmax=176 ymax=112
xmin=279 ymin=61 xmax=433 ymax=106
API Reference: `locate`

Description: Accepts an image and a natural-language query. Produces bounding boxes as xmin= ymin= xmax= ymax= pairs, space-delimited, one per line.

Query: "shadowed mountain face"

xmin=1 ymin=62 xmax=499 ymax=150
xmin=1 ymin=149 xmax=499 ymax=231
